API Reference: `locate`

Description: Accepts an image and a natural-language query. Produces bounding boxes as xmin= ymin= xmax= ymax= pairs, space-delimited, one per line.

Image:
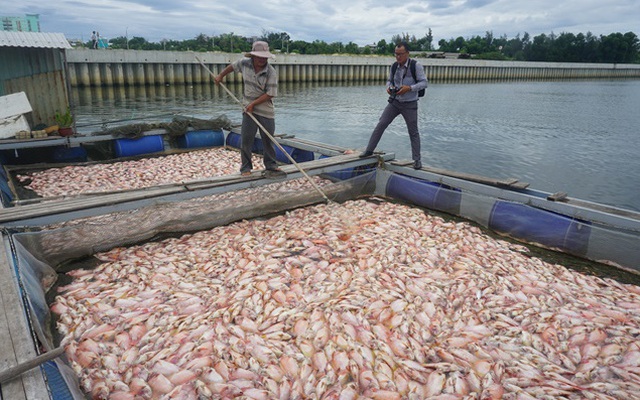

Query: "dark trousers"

xmin=240 ymin=113 xmax=277 ymax=172
xmin=365 ymin=100 xmax=421 ymax=162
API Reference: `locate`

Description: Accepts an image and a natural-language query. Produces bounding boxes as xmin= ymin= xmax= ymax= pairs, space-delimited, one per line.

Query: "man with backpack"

xmin=360 ymin=41 xmax=428 ymax=169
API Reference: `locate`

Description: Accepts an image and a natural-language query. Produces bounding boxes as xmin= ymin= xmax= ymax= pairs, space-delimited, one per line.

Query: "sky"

xmin=4 ymin=0 xmax=638 ymax=47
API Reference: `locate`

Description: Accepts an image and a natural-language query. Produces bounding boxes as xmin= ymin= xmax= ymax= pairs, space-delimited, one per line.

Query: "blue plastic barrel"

xmin=225 ymin=132 xmax=313 ymax=163
xmin=114 ymin=135 xmax=164 ymax=158
xmin=51 ymin=146 xmax=87 ymax=163
xmin=176 ymin=130 xmax=224 ymax=149
xmin=386 ymin=174 xmax=462 ymax=215
xmin=0 ymin=148 xmax=53 ymax=165
xmin=292 ymin=149 xmax=314 ymax=163
xmin=275 ymin=145 xmax=295 ymax=163
xmin=225 ymin=132 xmax=265 ymax=153
xmin=252 ymin=137 xmax=264 ymax=153
xmin=319 ymin=154 xmax=355 ymax=180
xmin=489 ymin=201 xmax=591 ymax=254
xmin=0 ymin=166 xmax=12 ymax=206
xmin=225 ymin=132 xmax=242 ymax=149
xmin=43 ymin=361 xmax=74 ymax=400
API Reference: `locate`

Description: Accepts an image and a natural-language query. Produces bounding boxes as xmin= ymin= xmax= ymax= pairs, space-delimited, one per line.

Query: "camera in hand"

xmin=388 ymin=86 xmax=400 ymax=102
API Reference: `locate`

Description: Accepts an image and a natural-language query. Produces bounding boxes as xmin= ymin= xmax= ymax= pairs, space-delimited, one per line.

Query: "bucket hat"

xmin=246 ymin=41 xmax=275 ymax=59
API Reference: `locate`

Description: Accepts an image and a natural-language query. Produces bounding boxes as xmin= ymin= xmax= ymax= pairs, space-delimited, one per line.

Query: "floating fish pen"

xmin=1 ymin=127 xmax=640 ymax=399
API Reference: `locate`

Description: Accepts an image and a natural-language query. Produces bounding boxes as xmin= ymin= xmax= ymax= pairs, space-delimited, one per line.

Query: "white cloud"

xmin=3 ymin=0 xmax=637 ymax=45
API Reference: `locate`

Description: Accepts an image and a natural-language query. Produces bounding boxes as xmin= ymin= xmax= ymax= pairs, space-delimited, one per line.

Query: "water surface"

xmin=72 ymin=79 xmax=640 ymax=212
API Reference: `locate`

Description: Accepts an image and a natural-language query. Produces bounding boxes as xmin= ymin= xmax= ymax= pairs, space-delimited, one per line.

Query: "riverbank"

xmin=65 ymin=49 xmax=640 ymax=86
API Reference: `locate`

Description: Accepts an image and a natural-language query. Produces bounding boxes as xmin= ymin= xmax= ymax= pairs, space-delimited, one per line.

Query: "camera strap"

xmin=391 ymin=60 xmax=410 ymax=86
xmin=391 ymin=59 xmax=425 ymax=97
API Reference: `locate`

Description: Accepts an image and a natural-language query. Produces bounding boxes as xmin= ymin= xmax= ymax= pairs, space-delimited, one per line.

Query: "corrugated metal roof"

xmin=0 ymin=31 xmax=72 ymax=49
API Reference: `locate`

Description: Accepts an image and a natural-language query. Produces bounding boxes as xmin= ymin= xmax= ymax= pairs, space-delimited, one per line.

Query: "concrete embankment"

xmin=66 ymin=49 xmax=640 ymax=86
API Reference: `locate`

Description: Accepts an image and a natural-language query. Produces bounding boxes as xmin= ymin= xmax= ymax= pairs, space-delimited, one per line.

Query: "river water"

xmin=72 ymin=79 xmax=640 ymax=212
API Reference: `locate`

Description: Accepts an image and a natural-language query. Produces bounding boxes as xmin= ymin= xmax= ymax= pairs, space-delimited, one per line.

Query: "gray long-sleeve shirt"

xmin=387 ymin=59 xmax=428 ymax=102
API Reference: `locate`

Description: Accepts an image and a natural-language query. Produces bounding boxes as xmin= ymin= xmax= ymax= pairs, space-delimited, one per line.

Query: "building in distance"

xmin=1 ymin=14 xmax=40 ymax=32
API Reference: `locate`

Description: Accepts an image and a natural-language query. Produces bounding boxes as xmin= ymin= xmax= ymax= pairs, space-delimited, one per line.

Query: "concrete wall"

xmin=66 ymin=49 xmax=640 ymax=87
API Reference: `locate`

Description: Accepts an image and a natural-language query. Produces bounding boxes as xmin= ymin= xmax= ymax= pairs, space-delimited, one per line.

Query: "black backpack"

xmin=391 ymin=59 xmax=426 ymax=97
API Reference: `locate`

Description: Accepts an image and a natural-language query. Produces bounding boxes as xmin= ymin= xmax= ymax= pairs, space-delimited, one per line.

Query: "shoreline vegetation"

xmin=79 ymin=29 xmax=639 ymax=64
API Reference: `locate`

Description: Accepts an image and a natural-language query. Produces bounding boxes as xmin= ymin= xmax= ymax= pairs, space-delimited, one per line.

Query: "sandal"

xmin=241 ymin=171 xmax=251 ymax=177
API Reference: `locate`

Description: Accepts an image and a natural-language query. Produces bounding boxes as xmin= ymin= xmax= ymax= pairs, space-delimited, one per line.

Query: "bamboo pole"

xmin=0 ymin=346 xmax=64 ymax=384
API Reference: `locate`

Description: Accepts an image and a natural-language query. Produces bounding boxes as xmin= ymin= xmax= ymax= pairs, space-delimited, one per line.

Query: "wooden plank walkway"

xmin=0 ymin=239 xmax=51 ymax=399
xmin=389 ymin=159 xmax=530 ymax=190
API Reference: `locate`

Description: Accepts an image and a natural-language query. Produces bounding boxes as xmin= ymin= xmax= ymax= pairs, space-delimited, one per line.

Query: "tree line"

xmin=97 ymin=29 xmax=639 ymax=64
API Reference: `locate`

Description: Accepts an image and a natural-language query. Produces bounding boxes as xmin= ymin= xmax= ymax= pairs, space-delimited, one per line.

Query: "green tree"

xmin=108 ymin=36 xmax=128 ymax=49
xmin=180 ymin=34 xmax=213 ymax=52
xmin=484 ymin=31 xmax=494 ymax=50
xmin=526 ymin=33 xmax=550 ymax=61
xmin=213 ymin=33 xmax=250 ymax=53
xmin=375 ymin=39 xmax=388 ymax=55
xmin=305 ymin=40 xmax=331 ymax=54
xmin=622 ymin=31 xmax=639 ymax=63
xmin=89 ymin=29 xmax=639 ymax=63
xmin=464 ymin=35 xmax=485 ymax=54
xmin=599 ymin=32 xmax=639 ymax=63
xmin=438 ymin=36 xmax=466 ymax=52
xmin=581 ymin=32 xmax=599 ymax=62
xmin=195 ymin=33 xmax=213 ymax=51
xmin=261 ymin=30 xmax=291 ymax=52
xmin=424 ymin=29 xmax=434 ymax=51
xmin=126 ymin=36 xmax=151 ymax=50
xmin=502 ymin=33 xmax=525 ymax=60
xmin=288 ymin=40 xmax=308 ymax=54
xmin=344 ymin=42 xmax=360 ymax=54
xmin=328 ymin=42 xmax=344 ymax=54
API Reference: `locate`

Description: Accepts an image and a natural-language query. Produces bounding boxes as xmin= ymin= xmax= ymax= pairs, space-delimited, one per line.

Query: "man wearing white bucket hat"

xmin=215 ymin=41 xmax=282 ymax=177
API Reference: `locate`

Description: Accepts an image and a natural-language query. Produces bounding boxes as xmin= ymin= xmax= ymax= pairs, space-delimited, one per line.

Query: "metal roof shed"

xmin=0 ymin=32 xmax=72 ymax=127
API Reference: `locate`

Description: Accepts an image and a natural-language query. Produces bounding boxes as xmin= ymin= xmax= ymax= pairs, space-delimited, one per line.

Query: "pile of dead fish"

xmin=51 ymin=199 xmax=640 ymax=399
xmin=43 ymin=175 xmax=333 ymax=231
xmin=17 ymin=148 xmax=262 ymax=198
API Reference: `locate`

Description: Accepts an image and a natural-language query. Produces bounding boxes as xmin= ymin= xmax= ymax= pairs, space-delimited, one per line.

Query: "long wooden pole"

xmin=195 ymin=56 xmax=331 ymax=203
xmin=0 ymin=346 xmax=64 ymax=384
